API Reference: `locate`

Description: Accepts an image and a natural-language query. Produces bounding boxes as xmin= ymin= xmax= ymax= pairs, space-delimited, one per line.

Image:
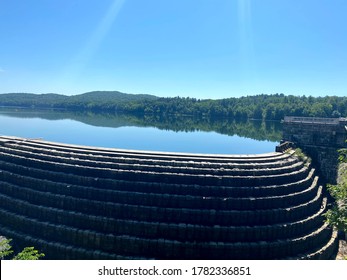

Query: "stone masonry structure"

xmin=282 ymin=116 xmax=347 ymax=184
xmin=0 ymin=135 xmax=338 ymax=259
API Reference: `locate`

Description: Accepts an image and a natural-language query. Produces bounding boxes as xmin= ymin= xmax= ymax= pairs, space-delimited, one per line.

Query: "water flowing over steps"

xmin=0 ymin=136 xmax=338 ymax=259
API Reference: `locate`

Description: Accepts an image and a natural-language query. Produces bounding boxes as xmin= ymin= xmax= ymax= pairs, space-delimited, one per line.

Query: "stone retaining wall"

xmin=282 ymin=117 xmax=347 ymax=183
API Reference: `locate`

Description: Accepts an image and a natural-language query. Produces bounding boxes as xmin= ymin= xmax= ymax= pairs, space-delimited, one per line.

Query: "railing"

xmin=283 ymin=116 xmax=345 ymax=125
xmin=275 ymin=141 xmax=294 ymax=153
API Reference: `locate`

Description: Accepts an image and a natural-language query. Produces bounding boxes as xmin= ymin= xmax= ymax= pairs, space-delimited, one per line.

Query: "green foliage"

xmin=0 ymin=92 xmax=346 ymax=121
xmin=338 ymin=148 xmax=347 ymax=162
xmin=292 ymin=148 xmax=311 ymax=168
xmin=293 ymin=148 xmax=311 ymax=164
xmin=324 ymin=201 xmax=347 ymax=232
xmin=0 ymin=238 xmax=13 ymax=259
xmin=0 ymin=238 xmax=44 ymax=260
xmin=12 ymin=247 xmax=45 ymax=260
xmin=325 ymin=149 xmax=347 ymax=240
xmin=325 ymin=171 xmax=347 ymax=232
xmin=294 ymin=148 xmax=305 ymax=160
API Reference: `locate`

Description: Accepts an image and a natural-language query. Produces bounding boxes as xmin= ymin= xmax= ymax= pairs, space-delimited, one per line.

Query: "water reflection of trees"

xmin=139 ymin=115 xmax=282 ymax=142
xmin=0 ymin=108 xmax=282 ymax=142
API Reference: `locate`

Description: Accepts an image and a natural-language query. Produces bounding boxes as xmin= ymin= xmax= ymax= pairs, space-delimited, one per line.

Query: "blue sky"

xmin=0 ymin=0 xmax=346 ymax=98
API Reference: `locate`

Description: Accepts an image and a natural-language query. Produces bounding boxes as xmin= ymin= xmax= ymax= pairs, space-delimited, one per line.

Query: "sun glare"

xmin=62 ymin=0 xmax=126 ymax=88
xmin=237 ymin=0 xmax=257 ymax=84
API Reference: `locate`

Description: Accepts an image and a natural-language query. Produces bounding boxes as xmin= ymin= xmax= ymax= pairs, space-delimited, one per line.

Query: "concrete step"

xmin=0 ymin=169 xmax=320 ymax=210
xmin=0 ymin=208 xmax=332 ymax=259
xmin=0 ymin=150 xmax=312 ymax=187
xmin=0 ymin=145 xmax=303 ymax=178
xmin=0 ymin=135 xmax=292 ymax=163
xmin=0 ymin=135 xmax=334 ymax=259
xmin=2 ymin=140 xmax=298 ymax=169
xmin=297 ymin=229 xmax=339 ymax=260
xmin=0 ymin=159 xmax=316 ymax=197
xmin=0 ymin=193 xmax=328 ymax=242
xmin=0 ymin=225 xmax=144 ymax=260
xmin=0 ymin=183 xmax=323 ymax=226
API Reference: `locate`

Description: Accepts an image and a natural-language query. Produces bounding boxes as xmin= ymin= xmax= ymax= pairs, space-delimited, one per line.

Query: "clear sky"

xmin=0 ymin=0 xmax=346 ymax=98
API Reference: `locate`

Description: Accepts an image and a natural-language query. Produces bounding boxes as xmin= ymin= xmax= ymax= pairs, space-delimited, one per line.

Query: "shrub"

xmin=0 ymin=238 xmax=44 ymax=260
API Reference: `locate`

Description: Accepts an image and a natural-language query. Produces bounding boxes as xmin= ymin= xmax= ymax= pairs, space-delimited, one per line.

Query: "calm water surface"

xmin=0 ymin=109 xmax=281 ymax=154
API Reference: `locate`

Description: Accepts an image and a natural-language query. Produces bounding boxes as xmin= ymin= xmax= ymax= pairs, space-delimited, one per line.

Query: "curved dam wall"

xmin=0 ymin=135 xmax=338 ymax=259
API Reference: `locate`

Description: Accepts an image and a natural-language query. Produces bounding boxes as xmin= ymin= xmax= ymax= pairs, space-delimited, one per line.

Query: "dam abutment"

xmin=282 ymin=116 xmax=347 ymax=184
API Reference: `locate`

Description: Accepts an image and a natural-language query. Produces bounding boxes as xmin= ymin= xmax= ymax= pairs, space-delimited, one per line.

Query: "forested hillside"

xmin=0 ymin=91 xmax=157 ymax=110
xmin=0 ymin=91 xmax=346 ymax=121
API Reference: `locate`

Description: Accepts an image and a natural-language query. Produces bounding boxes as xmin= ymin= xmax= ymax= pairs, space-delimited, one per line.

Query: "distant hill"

xmin=75 ymin=91 xmax=159 ymax=101
xmin=70 ymin=91 xmax=158 ymax=103
xmin=0 ymin=91 xmax=158 ymax=110
xmin=0 ymin=91 xmax=346 ymax=120
xmin=0 ymin=92 xmax=68 ymax=104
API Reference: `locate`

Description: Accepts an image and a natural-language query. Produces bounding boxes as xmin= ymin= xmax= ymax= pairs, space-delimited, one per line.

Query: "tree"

xmin=325 ymin=148 xmax=347 ymax=240
xmin=12 ymin=247 xmax=45 ymax=260
xmin=0 ymin=238 xmax=45 ymax=260
xmin=0 ymin=238 xmax=13 ymax=259
xmin=1 ymin=92 xmax=347 ymax=121
xmin=332 ymin=110 xmax=341 ymax=118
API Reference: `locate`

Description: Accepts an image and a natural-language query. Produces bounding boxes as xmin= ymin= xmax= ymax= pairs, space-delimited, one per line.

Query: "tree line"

xmin=0 ymin=92 xmax=346 ymax=120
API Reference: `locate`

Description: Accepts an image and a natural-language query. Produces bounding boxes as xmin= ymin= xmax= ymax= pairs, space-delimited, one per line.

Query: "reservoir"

xmin=0 ymin=108 xmax=281 ymax=154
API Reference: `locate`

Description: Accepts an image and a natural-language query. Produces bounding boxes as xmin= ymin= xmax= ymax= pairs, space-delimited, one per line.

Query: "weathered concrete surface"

xmin=0 ymin=135 xmax=338 ymax=259
xmin=283 ymin=117 xmax=347 ymax=148
xmin=282 ymin=117 xmax=347 ymax=184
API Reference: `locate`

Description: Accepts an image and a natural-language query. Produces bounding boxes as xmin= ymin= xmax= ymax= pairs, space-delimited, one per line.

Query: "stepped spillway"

xmin=0 ymin=135 xmax=338 ymax=259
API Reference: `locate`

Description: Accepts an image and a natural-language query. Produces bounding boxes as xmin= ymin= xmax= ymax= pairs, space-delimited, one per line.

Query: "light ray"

xmin=79 ymin=0 xmax=126 ymax=64
xmin=62 ymin=0 xmax=126 ymax=88
xmin=237 ymin=0 xmax=258 ymax=86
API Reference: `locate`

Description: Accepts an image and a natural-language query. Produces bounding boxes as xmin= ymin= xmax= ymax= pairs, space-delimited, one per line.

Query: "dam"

xmin=0 ymin=134 xmax=339 ymax=259
xmin=282 ymin=116 xmax=347 ymax=184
